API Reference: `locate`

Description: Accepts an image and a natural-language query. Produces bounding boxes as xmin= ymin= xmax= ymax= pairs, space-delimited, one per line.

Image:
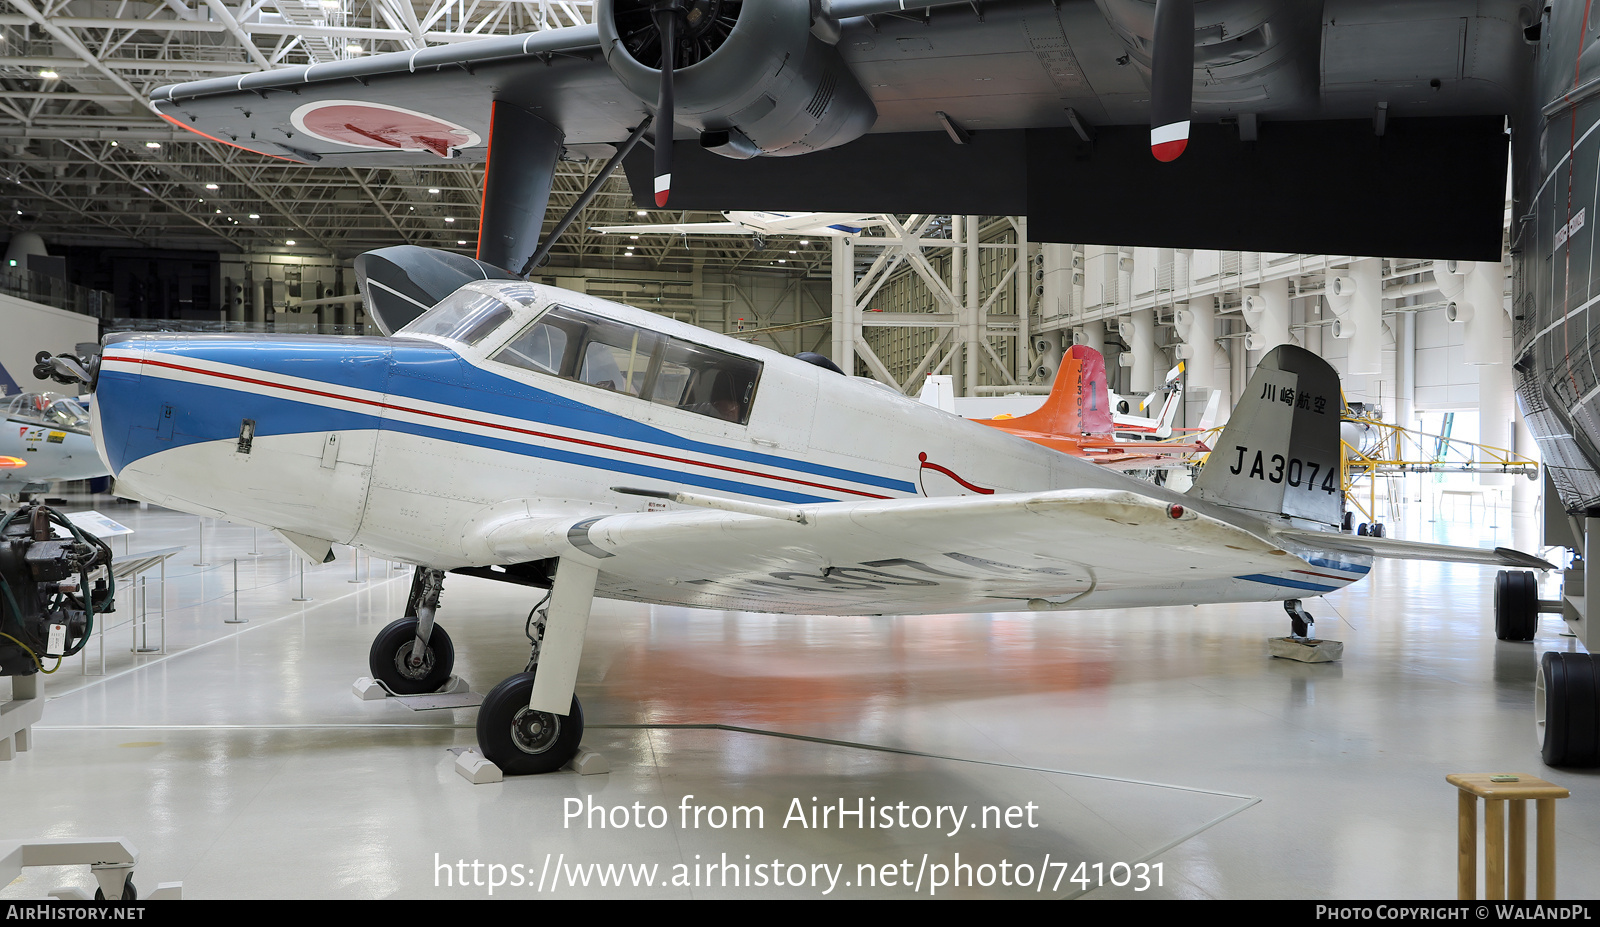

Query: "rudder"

xmin=1188 ymin=345 xmax=1342 ymax=526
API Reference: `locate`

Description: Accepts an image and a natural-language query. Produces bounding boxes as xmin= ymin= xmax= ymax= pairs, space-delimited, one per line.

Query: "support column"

xmin=250 ymin=274 xmax=265 ymax=327
xmin=1327 ymin=258 xmax=1383 ymax=376
xmin=1242 ymin=277 xmax=1291 ymax=354
xmin=1463 ymin=261 xmax=1513 ymax=487
xmin=1035 ymin=330 xmax=1064 ymax=382
xmin=1174 ymin=296 xmax=1215 ymax=391
xmin=964 ymin=214 xmax=981 ymax=396
xmin=1016 ymin=218 xmax=1031 ymax=384
xmin=831 ymin=236 xmax=854 ymax=374
xmin=1119 ymin=309 xmax=1157 ymax=394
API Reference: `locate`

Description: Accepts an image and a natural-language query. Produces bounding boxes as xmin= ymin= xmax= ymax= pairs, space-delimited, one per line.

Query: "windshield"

xmin=399 ymin=283 xmax=524 ymax=346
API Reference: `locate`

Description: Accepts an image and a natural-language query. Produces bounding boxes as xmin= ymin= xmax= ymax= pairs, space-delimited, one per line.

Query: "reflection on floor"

xmin=0 ymin=493 xmax=1595 ymax=899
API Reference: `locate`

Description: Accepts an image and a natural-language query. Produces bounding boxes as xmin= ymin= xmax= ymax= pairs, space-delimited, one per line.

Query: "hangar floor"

xmin=1 ymin=493 xmax=1596 ymax=900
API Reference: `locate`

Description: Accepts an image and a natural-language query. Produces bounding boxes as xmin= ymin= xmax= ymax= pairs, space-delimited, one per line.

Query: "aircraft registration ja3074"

xmin=57 ymin=276 xmax=1549 ymax=775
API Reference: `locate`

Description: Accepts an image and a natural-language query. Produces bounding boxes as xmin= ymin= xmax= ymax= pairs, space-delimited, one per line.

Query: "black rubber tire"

xmin=1494 ymin=570 xmax=1539 ymax=642
xmin=476 ymin=670 xmax=583 ymax=775
xmin=1538 ymin=651 xmax=1600 ymax=767
xmin=369 ymin=617 xmax=454 ymax=695
xmin=1371 ymin=522 xmax=1385 ymax=538
xmin=1357 ymin=523 xmax=1369 ymax=536
xmin=94 ymin=875 xmax=136 ymax=902
xmin=1342 ymin=511 xmax=1354 ymax=532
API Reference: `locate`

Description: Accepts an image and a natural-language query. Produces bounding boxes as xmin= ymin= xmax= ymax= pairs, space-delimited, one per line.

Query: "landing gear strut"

xmin=475 ymin=558 xmax=597 ymax=775
xmin=368 ymin=568 xmax=455 ymax=694
xmin=1284 ymin=599 xmax=1315 ymax=639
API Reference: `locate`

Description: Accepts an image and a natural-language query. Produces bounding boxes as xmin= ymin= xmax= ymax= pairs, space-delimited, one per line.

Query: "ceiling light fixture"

xmin=145 ymin=142 xmax=161 ymax=149
xmin=428 ymin=187 xmax=440 ymax=194
xmin=205 ymin=183 xmax=218 ymax=190
xmin=37 ymin=70 xmax=57 ymax=79
xmin=285 ymin=239 xmax=297 ymax=245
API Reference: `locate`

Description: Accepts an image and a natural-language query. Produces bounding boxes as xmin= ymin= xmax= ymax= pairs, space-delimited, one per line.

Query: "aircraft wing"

xmin=492 ymin=487 xmax=1312 ymax=615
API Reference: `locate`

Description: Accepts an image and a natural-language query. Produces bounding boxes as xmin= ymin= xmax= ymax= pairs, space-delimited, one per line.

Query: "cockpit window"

xmin=401 ymin=285 xmax=515 ymax=346
xmin=4 ymin=392 xmax=89 ymax=433
xmin=491 ymin=305 xmax=762 ymax=424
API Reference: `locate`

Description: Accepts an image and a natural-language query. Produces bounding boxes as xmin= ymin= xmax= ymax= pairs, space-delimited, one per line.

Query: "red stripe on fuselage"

xmin=106 ymin=353 xmax=893 ymax=500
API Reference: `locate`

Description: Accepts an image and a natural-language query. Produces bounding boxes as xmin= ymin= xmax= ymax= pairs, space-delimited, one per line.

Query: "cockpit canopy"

xmin=3 ymin=392 xmax=90 ymax=434
xmin=398 ymin=281 xmax=763 ymax=425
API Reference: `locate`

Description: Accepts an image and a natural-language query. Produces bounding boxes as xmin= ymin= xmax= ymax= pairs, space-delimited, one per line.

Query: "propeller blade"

xmin=1149 ymin=0 xmax=1193 ymax=162
xmin=652 ymin=6 xmax=677 ymax=207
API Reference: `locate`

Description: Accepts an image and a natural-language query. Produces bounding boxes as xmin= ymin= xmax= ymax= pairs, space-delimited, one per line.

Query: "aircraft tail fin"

xmin=1003 ymin=345 xmax=1113 ymax=436
xmin=1188 ymin=345 xmax=1342 ymax=526
xmin=1196 ymin=389 xmax=1224 ymax=432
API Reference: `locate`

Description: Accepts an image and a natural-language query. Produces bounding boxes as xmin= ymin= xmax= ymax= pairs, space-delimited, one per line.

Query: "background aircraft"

xmin=590 ymin=211 xmax=887 ymax=250
xmin=916 ymin=347 xmax=1217 ymax=469
xmin=0 ymin=391 xmax=106 ymax=495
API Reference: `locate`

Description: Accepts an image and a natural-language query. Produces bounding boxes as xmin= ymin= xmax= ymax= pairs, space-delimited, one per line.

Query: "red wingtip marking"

xmin=1151 ymin=138 xmax=1188 ymax=162
xmin=655 ymin=190 xmax=670 ymax=207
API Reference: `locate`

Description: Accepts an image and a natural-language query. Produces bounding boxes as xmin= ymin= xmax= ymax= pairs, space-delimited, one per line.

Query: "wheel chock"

xmin=568 ymin=747 xmax=609 ymax=776
xmin=454 ymin=750 xmax=503 ymax=784
xmin=1269 ymin=637 xmax=1345 ymax=663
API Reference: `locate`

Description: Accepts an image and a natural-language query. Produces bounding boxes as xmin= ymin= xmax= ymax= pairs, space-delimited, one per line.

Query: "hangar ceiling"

xmin=0 ymin=0 xmax=828 ymax=275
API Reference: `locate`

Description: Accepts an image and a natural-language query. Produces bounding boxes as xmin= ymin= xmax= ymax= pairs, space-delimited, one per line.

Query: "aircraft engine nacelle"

xmin=597 ymin=0 xmax=876 ymax=159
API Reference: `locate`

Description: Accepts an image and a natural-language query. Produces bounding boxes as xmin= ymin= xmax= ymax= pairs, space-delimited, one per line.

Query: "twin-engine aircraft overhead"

xmin=149 ymin=0 xmax=1523 ymax=272
xmin=46 ymin=266 xmax=1548 ymax=775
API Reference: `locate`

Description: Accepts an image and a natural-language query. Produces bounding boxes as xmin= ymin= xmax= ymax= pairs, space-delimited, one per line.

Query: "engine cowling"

xmin=597 ymin=0 xmax=875 ymax=158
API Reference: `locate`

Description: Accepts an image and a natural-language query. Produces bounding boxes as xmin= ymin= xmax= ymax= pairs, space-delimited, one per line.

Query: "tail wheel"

xmin=1493 ymin=570 xmax=1538 ymax=642
xmin=1537 ymin=652 xmax=1600 ymax=767
xmin=476 ymin=670 xmax=584 ymax=775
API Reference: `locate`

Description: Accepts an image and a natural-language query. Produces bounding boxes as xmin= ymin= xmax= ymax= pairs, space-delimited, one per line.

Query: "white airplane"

xmin=1 ymin=391 xmax=106 ymax=494
xmin=590 ymin=211 xmax=886 ymax=246
xmin=39 ymin=255 xmax=1548 ymax=775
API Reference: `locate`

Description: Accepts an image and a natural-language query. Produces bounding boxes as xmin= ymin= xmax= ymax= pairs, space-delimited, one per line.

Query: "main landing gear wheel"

xmin=369 ymin=617 xmax=455 ymax=694
xmin=94 ymin=875 xmax=136 ymax=902
xmin=1536 ymin=651 xmax=1600 ymax=767
xmin=1494 ymin=570 xmax=1539 ymax=642
xmin=476 ymin=670 xmax=584 ymax=775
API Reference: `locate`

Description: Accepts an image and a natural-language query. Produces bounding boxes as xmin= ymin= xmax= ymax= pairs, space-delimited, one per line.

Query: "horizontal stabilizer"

xmin=1273 ymin=527 xmax=1556 ymax=571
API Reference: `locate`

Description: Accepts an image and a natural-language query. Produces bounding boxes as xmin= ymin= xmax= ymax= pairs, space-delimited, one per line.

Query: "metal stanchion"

xmin=193 ymin=518 xmax=207 ymax=566
xmin=159 ymin=558 xmax=167 ymax=653
xmin=225 ymin=558 xmax=248 ymax=623
xmin=293 ymin=558 xmax=311 ymax=602
xmin=134 ymin=575 xmax=159 ymax=652
xmin=249 ymin=527 xmax=261 ymax=556
xmin=349 ymin=548 xmax=366 ymax=583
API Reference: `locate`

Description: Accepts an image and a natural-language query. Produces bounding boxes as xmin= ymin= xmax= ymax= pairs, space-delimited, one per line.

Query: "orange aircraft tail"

xmin=993 ymin=345 xmax=1114 ymax=437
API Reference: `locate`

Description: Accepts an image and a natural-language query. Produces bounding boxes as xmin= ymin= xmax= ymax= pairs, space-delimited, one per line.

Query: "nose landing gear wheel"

xmin=476 ymin=670 xmax=584 ymax=775
xmin=369 ymin=617 xmax=455 ymax=694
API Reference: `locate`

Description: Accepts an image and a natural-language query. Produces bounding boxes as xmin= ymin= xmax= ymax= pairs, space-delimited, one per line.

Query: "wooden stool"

xmin=1447 ymin=773 xmax=1569 ymax=899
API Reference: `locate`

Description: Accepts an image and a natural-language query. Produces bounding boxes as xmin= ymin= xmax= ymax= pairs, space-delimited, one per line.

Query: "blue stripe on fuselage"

xmin=99 ymin=336 xmax=911 ymax=499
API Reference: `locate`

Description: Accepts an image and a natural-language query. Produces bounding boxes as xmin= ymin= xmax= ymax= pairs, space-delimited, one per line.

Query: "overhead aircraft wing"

xmin=490 ymin=487 xmax=1312 ymax=615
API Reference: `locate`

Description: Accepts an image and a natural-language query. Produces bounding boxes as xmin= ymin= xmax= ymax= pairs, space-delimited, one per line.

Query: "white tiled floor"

xmin=1 ymin=490 xmax=1595 ymax=899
